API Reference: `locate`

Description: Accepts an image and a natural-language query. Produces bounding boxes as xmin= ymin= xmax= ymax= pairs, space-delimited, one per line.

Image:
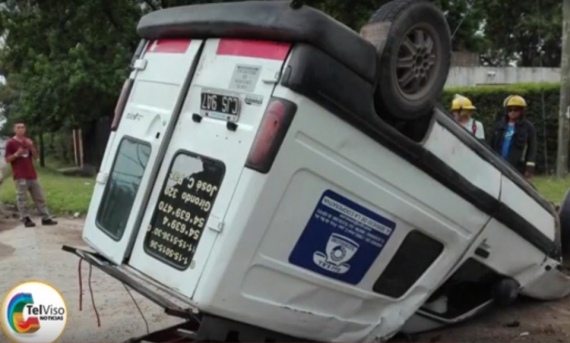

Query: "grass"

xmin=532 ymin=176 xmax=570 ymax=204
xmin=0 ymin=161 xmax=94 ymax=216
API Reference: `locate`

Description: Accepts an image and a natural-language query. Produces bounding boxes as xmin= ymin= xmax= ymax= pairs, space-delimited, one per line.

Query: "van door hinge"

xmin=133 ymin=59 xmax=147 ymax=71
xmin=207 ymin=215 xmax=224 ymax=233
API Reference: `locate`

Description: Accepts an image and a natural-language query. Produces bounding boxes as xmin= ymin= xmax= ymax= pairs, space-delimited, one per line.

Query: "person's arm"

xmin=5 ymin=141 xmax=18 ymax=163
xmin=476 ymin=121 xmax=485 ymax=140
xmin=27 ymin=139 xmax=38 ymax=160
xmin=524 ymin=122 xmax=537 ymax=178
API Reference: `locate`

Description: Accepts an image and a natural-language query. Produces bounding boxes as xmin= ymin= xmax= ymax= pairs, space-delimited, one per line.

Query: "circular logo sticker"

xmin=0 ymin=281 xmax=68 ymax=343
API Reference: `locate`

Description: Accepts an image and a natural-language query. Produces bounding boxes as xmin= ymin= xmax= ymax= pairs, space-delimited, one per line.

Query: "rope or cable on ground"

xmin=77 ymin=259 xmax=101 ymax=327
xmin=88 ymin=264 xmax=101 ymax=327
xmin=78 ymin=259 xmax=83 ymax=311
xmin=123 ymin=283 xmax=150 ymax=335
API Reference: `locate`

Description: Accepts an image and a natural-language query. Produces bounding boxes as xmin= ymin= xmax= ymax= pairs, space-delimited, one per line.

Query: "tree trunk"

xmin=556 ymin=0 xmax=570 ymax=177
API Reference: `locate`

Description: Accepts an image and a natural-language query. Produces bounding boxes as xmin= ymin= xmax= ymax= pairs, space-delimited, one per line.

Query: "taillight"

xmin=245 ymin=97 xmax=297 ymax=174
xmin=110 ymin=78 xmax=134 ymax=131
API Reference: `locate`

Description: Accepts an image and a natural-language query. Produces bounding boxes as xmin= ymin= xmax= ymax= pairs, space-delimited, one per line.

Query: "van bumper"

xmin=61 ymin=245 xmax=199 ymax=319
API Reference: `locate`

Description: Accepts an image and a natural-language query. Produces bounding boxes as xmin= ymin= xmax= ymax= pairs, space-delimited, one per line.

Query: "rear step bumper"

xmin=62 ymin=245 xmax=313 ymax=342
xmin=61 ymin=245 xmax=198 ymax=319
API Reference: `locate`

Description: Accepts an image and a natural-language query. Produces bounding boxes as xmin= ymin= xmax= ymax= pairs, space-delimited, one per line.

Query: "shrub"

xmin=440 ymin=83 xmax=561 ymax=174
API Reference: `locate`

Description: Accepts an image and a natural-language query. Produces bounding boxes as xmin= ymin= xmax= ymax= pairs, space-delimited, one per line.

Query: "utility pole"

xmin=557 ymin=0 xmax=570 ymax=177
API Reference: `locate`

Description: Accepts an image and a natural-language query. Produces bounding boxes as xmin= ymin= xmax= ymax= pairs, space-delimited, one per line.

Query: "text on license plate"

xmin=200 ymin=91 xmax=240 ymax=122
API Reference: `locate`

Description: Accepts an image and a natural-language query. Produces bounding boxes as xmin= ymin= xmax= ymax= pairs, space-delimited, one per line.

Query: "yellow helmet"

xmin=503 ymin=95 xmax=527 ymax=108
xmin=451 ymin=94 xmax=476 ymax=111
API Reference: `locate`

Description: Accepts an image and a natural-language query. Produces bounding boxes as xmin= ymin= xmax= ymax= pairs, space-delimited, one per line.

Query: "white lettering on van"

xmin=181 ymin=191 xmax=211 ymax=212
xmin=163 ymin=186 xmax=178 ymax=199
xmin=321 ymin=196 xmax=393 ymax=236
xmin=169 ymin=171 xmax=185 ymax=185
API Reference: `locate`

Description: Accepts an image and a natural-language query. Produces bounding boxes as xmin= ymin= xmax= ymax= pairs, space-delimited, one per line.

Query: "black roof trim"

xmin=136 ymin=0 xmax=378 ymax=84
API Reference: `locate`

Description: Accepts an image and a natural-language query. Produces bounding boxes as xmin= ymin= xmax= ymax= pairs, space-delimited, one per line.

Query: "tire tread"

xmin=369 ymin=0 xmax=430 ymax=24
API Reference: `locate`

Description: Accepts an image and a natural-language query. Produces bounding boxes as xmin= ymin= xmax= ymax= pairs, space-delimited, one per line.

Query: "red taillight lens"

xmin=110 ymin=78 xmax=134 ymax=131
xmin=245 ymin=97 xmax=297 ymax=174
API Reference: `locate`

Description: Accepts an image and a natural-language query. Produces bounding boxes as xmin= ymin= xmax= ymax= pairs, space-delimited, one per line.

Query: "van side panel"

xmin=422 ymin=122 xmax=501 ymax=200
xmin=192 ymin=86 xmax=490 ymax=342
xmin=191 ymin=44 xmax=557 ymax=341
xmin=500 ymin=176 xmax=556 ymax=241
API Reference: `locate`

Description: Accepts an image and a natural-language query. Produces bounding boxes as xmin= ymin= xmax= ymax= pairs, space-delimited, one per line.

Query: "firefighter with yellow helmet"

xmin=450 ymin=95 xmax=485 ymax=140
xmin=488 ymin=95 xmax=537 ymax=179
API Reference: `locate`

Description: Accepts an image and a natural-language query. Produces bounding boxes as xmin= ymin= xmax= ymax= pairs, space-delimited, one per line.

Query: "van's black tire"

xmin=360 ymin=0 xmax=451 ymax=121
xmin=558 ymin=188 xmax=570 ymax=255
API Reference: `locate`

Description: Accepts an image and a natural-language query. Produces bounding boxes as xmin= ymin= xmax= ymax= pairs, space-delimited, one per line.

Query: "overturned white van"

xmin=62 ymin=0 xmax=570 ymax=342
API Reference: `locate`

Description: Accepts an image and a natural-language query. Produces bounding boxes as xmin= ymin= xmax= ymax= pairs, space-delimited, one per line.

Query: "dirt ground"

xmin=0 ymin=216 xmax=180 ymax=343
xmin=414 ymin=299 xmax=570 ymax=343
xmin=1 ymin=217 xmax=570 ymax=343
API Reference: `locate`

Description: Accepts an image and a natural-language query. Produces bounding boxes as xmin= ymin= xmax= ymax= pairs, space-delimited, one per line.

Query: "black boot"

xmin=23 ymin=217 xmax=36 ymax=227
xmin=42 ymin=218 xmax=58 ymax=226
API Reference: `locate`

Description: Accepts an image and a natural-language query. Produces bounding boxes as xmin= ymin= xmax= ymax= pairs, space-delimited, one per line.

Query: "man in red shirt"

xmin=5 ymin=120 xmax=57 ymax=227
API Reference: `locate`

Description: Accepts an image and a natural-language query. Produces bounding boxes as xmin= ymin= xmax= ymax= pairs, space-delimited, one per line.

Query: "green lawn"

xmin=0 ymin=165 xmax=94 ymax=215
xmin=532 ymin=176 xmax=570 ymax=204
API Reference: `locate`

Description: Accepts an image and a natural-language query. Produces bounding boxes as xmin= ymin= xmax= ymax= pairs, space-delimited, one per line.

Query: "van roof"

xmin=136 ymin=0 xmax=378 ymax=83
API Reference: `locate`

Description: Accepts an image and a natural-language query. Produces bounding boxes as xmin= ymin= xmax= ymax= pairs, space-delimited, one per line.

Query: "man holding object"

xmin=5 ymin=120 xmax=57 ymax=227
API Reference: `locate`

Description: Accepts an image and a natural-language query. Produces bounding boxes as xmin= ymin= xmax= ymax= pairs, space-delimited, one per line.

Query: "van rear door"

xmin=82 ymin=39 xmax=203 ymax=264
xmin=127 ymin=38 xmax=291 ymax=298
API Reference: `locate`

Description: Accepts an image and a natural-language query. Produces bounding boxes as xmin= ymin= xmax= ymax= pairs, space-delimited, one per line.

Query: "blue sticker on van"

xmin=288 ymin=190 xmax=396 ymax=285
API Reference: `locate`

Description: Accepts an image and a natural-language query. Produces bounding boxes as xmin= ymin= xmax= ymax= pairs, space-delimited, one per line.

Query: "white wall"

xmin=445 ymin=67 xmax=561 ymax=88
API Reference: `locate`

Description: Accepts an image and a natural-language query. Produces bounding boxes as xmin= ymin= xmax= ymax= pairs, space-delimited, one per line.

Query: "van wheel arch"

xmin=361 ymin=0 xmax=451 ymax=121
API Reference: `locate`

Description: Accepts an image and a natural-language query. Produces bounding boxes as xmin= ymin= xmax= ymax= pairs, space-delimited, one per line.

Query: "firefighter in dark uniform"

xmin=488 ymin=95 xmax=537 ymax=179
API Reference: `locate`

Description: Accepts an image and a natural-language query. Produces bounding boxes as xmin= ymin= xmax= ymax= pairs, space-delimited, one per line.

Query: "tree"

xmin=434 ymin=0 xmax=488 ymax=53
xmin=482 ymin=0 xmax=562 ymax=67
xmin=0 ymin=0 xmax=143 ymax=166
xmin=312 ymin=0 xmax=487 ymax=53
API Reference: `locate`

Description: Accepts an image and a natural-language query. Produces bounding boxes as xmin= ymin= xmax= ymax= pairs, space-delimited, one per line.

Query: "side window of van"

xmin=96 ymin=137 xmax=151 ymax=241
xmin=372 ymin=230 xmax=444 ymax=298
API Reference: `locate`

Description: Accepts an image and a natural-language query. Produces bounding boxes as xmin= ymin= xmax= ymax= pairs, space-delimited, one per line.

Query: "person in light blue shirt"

xmin=500 ymin=123 xmax=515 ymax=159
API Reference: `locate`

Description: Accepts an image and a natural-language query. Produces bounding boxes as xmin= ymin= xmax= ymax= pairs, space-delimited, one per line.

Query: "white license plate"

xmin=200 ymin=89 xmax=241 ymax=122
